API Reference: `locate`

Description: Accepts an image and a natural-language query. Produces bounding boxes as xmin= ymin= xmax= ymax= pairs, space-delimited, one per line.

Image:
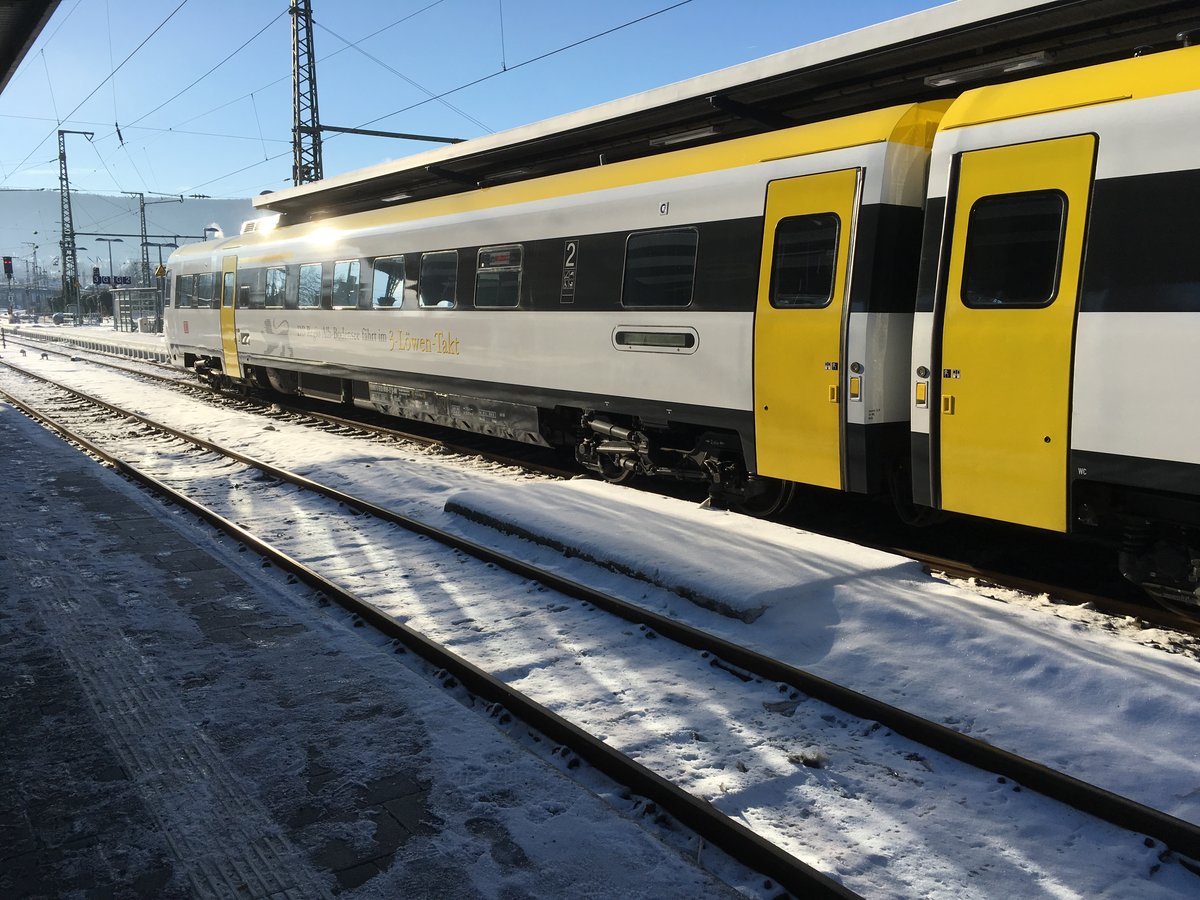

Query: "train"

xmin=164 ymin=40 xmax=1200 ymax=604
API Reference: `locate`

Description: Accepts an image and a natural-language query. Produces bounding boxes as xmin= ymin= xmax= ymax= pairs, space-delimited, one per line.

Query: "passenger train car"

xmin=165 ymin=42 xmax=1200 ymax=602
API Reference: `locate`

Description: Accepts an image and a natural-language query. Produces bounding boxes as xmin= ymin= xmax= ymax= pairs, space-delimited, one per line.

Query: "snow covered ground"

xmin=3 ymin=326 xmax=1200 ymax=897
xmin=0 ymin=403 xmax=752 ymax=898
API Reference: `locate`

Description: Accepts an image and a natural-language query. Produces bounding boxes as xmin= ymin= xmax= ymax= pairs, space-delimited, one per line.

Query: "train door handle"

xmin=239 ymin=331 xmax=250 ymax=345
xmin=829 ymin=385 xmax=840 ymax=403
xmin=942 ymin=395 xmax=955 ymax=415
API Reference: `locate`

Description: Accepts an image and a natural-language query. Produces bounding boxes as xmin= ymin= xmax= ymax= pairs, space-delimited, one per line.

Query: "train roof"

xmin=255 ymin=0 xmax=1199 ymax=224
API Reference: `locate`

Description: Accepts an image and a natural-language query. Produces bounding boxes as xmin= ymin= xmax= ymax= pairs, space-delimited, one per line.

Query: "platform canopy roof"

xmin=256 ymin=0 xmax=1199 ymax=223
xmin=0 ymin=0 xmax=58 ymax=97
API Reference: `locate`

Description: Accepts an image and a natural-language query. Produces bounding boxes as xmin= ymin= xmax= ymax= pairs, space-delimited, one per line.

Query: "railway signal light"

xmin=2 ymin=256 xmax=11 ymax=277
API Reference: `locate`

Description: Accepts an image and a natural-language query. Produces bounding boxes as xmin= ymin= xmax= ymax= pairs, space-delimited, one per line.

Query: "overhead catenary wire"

xmin=4 ymin=1 xmax=697 ymax=199
xmin=73 ymin=2 xmax=453 ymax=193
xmin=498 ymin=0 xmax=508 ymax=71
xmin=250 ymin=93 xmax=270 ymax=161
xmin=0 ymin=111 xmax=290 ymax=146
xmin=40 ymin=50 xmax=61 ymax=125
xmin=83 ymin=5 xmax=290 ymax=178
xmin=102 ymin=0 xmax=453 ymax=165
xmin=312 ymin=19 xmax=492 ymax=133
xmin=106 ymin=0 xmax=119 ymax=140
xmin=120 ymin=144 xmax=151 ymax=193
xmin=353 ymin=0 xmax=695 ymax=133
xmin=182 ymin=0 xmax=697 ymax=196
xmin=116 ymin=7 xmax=289 ymax=137
xmin=88 ymin=135 xmax=125 ymax=195
xmin=0 ymin=0 xmax=192 ymax=189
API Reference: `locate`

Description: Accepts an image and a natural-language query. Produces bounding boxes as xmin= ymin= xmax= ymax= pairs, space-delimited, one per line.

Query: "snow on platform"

xmin=5 ymin=321 xmax=170 ymax=362
xmin=445 ymin=478 xmax=1200 ymax=825
xmin=0 ymin=405 xmax=742 ymax=898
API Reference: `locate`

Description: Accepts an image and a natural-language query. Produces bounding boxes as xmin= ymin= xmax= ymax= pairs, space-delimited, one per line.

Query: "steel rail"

xmin=0 ymin=376 xmax=860 ymax=899
xmin=5 ymin=361 xmax=1200 ymax=867
xmin=6 ymin=333 xmax=580 ymax=477
xmin=910 ymin=553 xmax=1200 ymax=632
xmin=14 ymin=329 xmax=1192 ymax=629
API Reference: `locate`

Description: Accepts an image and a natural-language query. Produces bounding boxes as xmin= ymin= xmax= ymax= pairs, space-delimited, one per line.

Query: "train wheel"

xmin=733 ymin=478 xmax=794 ymax=518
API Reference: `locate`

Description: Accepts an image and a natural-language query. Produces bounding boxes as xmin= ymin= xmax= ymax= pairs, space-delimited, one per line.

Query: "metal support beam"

xmin=121 ymin=192 xmax=185 ymax=286
xmin=122 ymin=192 xmax=151 ymax=287
xmin=320 ymin=124 xmax=464 ymax=144
xmin=291 ymin=0 xmax=323 ymax=185
xmin=58 ymin=129 xmax=93 ymax=323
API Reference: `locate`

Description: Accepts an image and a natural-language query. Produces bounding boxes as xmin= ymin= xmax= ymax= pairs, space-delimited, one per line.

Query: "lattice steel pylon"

xmin=291 ymin=0 xmax=323 ymax=185
xmin=123 ymin=192 xmax=151 ymax=287
xmin=58 ymin=129 xmax=93 ymax=322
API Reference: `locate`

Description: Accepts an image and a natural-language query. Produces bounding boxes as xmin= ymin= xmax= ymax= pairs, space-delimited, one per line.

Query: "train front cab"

xmin=910 ymin=45 xmax=1200 ymax=598
xmin=751 ymin=101 xmax=947 ymax=502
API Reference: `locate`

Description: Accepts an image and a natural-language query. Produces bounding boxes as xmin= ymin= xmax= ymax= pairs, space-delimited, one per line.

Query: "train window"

xmin=237 ymin=268 xmax=266 ymax=309
xmin=372 ymin=256 xmax=406 ymax=308
xmin=176 ymin=274 xmax=194 ymax=309
xmin=770 ymin=214 xmax=839 ymax=308
xmin=332 ymin=259 xmax=361 ymax=309
xmin=265 ymin=267 xmax=287 ymax=308
xmin=962 ymin=190 xmax=1066 ymax=308
xmin=621 ymin=228 xmax=698 ymax=308
xmin=419 ymin=251 xmax=458 ymax=308
xmin=475 ymin=245 xmax=523 ymax=308
xmin=298 ymin=263 xmax=322 ymax=309
xmin=195 ymin=272 xmax=214 ymax=309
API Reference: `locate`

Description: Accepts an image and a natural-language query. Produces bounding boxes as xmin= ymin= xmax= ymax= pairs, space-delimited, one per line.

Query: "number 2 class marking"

xmin=560 ymin=240 xmax=579 ymax=303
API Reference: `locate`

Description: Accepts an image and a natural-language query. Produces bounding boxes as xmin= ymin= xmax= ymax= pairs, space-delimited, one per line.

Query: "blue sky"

xmin=0 ymin=0 xmax=945 ymax=200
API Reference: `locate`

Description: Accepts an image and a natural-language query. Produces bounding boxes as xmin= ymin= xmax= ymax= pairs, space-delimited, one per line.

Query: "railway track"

xmin=10 ymin=328 xmax=1193 ymax=632
xmin=5 ymin=329 xmax=580 ymax=477
xmin=3 ymin=360 xmax=1198 ymax=897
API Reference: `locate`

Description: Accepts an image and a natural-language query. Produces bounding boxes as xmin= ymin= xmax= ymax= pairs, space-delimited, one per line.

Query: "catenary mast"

xmin=58 ymin=129 xmax=93 ymax=322
xmin=291 ymin=0 xmax=323 ymax=185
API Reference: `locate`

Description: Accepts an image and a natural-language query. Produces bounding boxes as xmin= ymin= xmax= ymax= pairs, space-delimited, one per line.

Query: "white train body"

xmin=165 ymin=43 xmax=1200 ymax=599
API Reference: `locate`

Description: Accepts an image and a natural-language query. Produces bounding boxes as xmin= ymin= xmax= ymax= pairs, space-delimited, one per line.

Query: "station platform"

xmin=0 ymin=399 xmax=735 ymax=897
xmin=3 ymin=321 xmax=171 ymax=363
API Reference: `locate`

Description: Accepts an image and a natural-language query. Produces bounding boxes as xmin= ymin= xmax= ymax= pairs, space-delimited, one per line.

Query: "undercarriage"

xmin=574 ymin=415 xmax=791 ymax=515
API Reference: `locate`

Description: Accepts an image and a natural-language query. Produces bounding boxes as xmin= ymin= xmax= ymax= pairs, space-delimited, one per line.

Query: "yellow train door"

xmin=754 ymin=168 xmax=860 ymax=489
xmin=938 ymin=135 xmax=1095 ymax=531
xmin=219 ymin=255 xmax=241 ymax=379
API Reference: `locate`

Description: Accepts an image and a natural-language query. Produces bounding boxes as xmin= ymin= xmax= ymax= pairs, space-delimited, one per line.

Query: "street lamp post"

xmin=95 ymin=237 xmax=123 ymax=323
xmin=142 ymin=241 xmax=177 ymax=333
